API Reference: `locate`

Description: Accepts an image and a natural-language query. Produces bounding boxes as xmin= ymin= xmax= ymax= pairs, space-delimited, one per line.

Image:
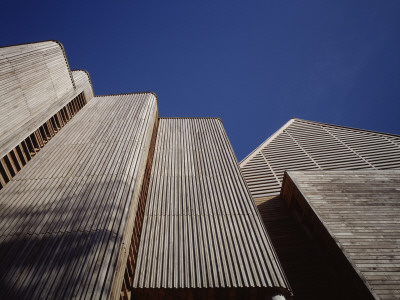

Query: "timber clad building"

xmin=0 ymin=41 xmax=399 ymax=300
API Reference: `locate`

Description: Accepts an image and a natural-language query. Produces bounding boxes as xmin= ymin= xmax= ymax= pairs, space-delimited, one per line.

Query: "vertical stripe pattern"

xmin=133 ymin=118 xmax=290 ymax=292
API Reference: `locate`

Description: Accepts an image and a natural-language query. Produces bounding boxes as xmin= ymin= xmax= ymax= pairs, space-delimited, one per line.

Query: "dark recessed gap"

xmin=15 ymin=146 xmax=26 ymax=166
xmin=120 ymin=117 xmax=159 ymax=299
xmin=0 ymin=92 xmax=87 ymax=190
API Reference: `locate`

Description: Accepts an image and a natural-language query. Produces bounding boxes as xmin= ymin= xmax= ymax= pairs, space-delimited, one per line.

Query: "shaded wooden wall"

xmin=282 ymin=170 xmax=400 ymax=300
xmin=0 ymin=93 xmax=158 ymax=299
xmin=239 ymin=118 xmax=400 ymax=299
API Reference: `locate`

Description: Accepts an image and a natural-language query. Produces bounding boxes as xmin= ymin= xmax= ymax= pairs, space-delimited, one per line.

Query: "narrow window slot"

xmin=63 ymin=107 xmax=71 ymax=120
xmin=50 ymin=117 xmax=58 ymax=132
xmin=0 ymin=160 xmax=9 ymax=187
xmin=15 ymin=145 xmax=27 ymax=165
xmin=21 ymin=140 xmax=32 ymax=161
xmin=60 ymin=109 xmax=68 ymax=123
xmin=3 ymin=156 xmax=16 ymax=177
xmin=9 ymin=150 xmax=21 ymax=172
xmin=29 ymin=133 xmax=39 ymax=150
xmin=77 ymin=95 xmax=83 ymax=108
xmin=58 ymin=112 xmax=65 ymax=126
xmin=43 ymin=123 xmax=52 ymax=139
xmin=67 ymin=103 xmax=74 ymax=117
xmin=72 ymin=100 xmax=77 ymax=112
xmin=38 ymin=127 xmax=48 ymax=144
xmin=77 ymin=97 xmax=82 ymax=109
xmin=46 ymin=121 xmax=55 ymax=137
xmin=54 ymin=113 xmax=62 ymax=128
xmin=72 ymin=99 xmax=78 ymax=112
xmin=71 ymin=101 xmax=77 ymax=114
xmin=0 ymin=92 xmax=86 ymax=189
xmin=34 ymin=130 xmax=44 ymax=147
xmin=48 ymin=120 xmax=55 ymax=136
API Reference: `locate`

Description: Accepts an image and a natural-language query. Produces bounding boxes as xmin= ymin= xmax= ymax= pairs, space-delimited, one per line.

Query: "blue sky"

xmin=1 ymin=1 xmax=399 ymax=160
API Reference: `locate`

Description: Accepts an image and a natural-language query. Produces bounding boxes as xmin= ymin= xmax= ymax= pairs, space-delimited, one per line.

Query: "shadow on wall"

xmin=0 ymin=178 xmax=128 ymax=299
xmin=256 ymin=196 xmax=350 ymax=300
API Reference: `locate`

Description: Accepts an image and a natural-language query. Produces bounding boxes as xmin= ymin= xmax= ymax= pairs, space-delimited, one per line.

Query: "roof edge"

xmin=240 ymin=119 xmax=295 ymax=167
xmin=95 ymin=92 xmax=159 ymax=107
xmin=293 ymin=117 xmax=400 ymax=138
xmin=52 ymin=40 xmax=76 ymax=89
xmin=281 ymin=170 xmax=381 ymax=300
xmin=0 ymin=39 xmax=76 ymax=89
xmin=240 ymin=117 xmax=400 ymax=167
xmin=160 ymin=116 xmax=222 ymax=121
xmin=71 ymin=69 xmax=93 ymax=87
xmin=71 ymin=69 xmax=94 ymax=95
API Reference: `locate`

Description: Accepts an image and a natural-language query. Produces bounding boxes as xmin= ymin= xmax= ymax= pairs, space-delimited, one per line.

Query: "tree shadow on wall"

xmin=0 ymin=178 xmax=129 ymax=299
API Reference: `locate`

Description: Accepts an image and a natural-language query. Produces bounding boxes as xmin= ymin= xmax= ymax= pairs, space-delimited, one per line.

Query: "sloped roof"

xmin=240 ymin=118 xmax=400 ymax=199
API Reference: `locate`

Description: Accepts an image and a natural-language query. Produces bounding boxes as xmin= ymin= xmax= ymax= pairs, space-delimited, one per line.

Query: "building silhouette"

xmin=0 ymin=41 xmax=399 ymax=299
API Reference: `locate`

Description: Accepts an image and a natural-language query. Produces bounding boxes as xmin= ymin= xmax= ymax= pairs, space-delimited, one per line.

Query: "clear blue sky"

xmin=1 ymin=1 xmax=399 ymax=160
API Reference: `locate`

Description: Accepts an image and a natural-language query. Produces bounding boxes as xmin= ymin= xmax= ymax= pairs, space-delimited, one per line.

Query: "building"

xmin=1 ymin=40 xmax=399 ymax=300
xmin=0 ymin=41 xmax=290 ymax=299
xmin=240 ymin=119 xmax=400 ymax=299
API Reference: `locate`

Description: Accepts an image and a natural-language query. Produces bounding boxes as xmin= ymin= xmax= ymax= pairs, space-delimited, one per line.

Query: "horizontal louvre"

xmin=240 ymin=119 xmax=400 ymax=198
xmin=239 ymin=118 xmax=400 ymax=299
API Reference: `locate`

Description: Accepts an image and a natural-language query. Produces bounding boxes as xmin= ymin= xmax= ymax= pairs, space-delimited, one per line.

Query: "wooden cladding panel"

xmin=120 ymin=117 xmax=159 ymax=300
xmin=281 ymin=170 xmax=400 ymax=300
xmin=132 ymin=118 xmax=291 ymax=297
xmin=0 ymin=41 xmax=72 ymax=152
xmin=239 ymin=119 xmax=400 ymax=299
xmin=240 ymin=119 xmax=400 ymax=199
xmin=0 ymin=42 xmax=94 ymax=159
xmin=0 ymin=93 xmax=157 ymax=299
xmin=72 ymin=70 xmax=94 ymax=101
xmin=0 ymin=93 xmax=87 ymax=190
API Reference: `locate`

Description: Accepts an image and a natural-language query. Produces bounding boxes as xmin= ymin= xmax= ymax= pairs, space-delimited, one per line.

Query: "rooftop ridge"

xmin=240 ymin=117 xmax=400 ymax=167
xmin=293 ymin=117 xmax=400 ymax=138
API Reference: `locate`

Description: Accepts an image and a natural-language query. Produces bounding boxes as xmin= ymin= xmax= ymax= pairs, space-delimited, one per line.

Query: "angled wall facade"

xmin=281 ymin=170 xmax=400 ymax=300
xmin=0 ymin=93 xmax=158 ymax=299
xmin=240 ymin=118 xmax=400 ymax=199
xmin=0 ymin=41 xmax=292 ymax=300
xmin=0 ymin=41 xmax=94 ymax=189
xmin=239 ymin=118 xmax=400 ymax=300
xmin=2 ymin=39 xmax=399 ymax=300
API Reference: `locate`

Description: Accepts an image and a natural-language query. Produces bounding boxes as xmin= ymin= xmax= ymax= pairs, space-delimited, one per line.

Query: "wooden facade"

xmin=131 ymin=118 xmax=291 ymax=299
xmin=281 ymin=170 xmax=400 ymax=300
xmin=240 ymin=118 xmax=400 ymax=199
xmin=0 ymin=41 xmax=292 ymax=299
xmin=0 ymin=41 xmax=94 ymax=189
xmin=0 ymin=93 xmax=158 ymax=299
xmin=2 ymin=39 xmax=398 ymax=300
xmin=239 ymin=119 xmax=400 ymax=300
